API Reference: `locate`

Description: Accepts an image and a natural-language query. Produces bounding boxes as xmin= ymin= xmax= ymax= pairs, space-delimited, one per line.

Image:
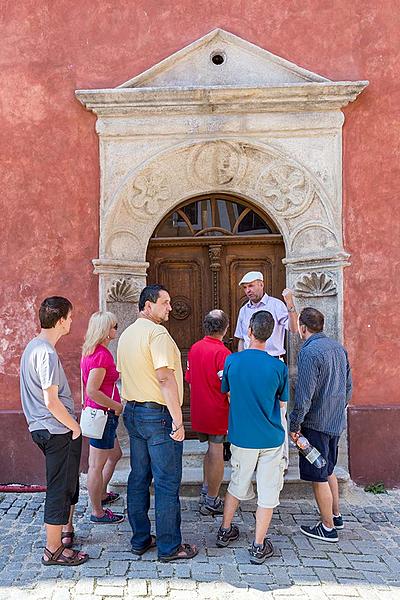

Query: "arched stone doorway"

xmin=147 ymin=193 xmax=286 ymax=434
xmin=76 ymin=29 xmax=367 ymax=481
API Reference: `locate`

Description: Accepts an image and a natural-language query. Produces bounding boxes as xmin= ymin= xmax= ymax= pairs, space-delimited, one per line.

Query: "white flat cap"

xmin=239 ymin=271 xmax=264 ymax=285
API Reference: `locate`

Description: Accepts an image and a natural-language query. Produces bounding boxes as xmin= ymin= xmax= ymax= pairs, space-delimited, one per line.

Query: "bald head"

xmin=203 ymin=310 xmax=229 ymax=337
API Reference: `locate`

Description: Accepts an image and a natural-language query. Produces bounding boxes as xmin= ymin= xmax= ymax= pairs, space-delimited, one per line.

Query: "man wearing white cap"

xmin=234 ymin=271 xmax=297 ymax=467
xmin=234 ymin=271 xmax=298 ymax=356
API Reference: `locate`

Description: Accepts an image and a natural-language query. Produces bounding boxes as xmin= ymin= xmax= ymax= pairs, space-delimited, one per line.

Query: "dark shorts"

xmin=31 ymin=430 xmax=82 ymax=525
xmin=197 ymin=432 xmax=226 ymax=444
xmin=90 ymin=412 xmax=119 ymax=450
xmin=298 ymin=427 xmax=340 ymax=483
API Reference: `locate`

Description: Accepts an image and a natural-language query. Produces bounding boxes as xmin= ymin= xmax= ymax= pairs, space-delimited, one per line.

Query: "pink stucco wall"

xmin=1 ymin=1 xmax=399 ymax=483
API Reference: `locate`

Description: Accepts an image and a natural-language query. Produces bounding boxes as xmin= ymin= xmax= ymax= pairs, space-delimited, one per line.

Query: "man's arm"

xmin=155 ymin=367 xmax=185 ymax=442
xmin=43 ymin=385 xmax=81 ymax=439
xmin=234 ymin=308 xmax=245 ymax=351
xmin=282 ymin=288 xmax=298 ymax=333
xmin=289 ymin=352 xmax=318 ymax=434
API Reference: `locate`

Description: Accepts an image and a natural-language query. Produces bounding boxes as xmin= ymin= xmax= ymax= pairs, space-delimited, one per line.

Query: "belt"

xmin=128 ymin=400 xmax=167 ymax=411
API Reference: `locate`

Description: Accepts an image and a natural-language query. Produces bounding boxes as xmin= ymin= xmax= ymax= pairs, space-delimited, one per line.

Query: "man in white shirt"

xmin=234 ymin=271 xmax=298 ymax=355
xmin=234 ymin=271 xmax=298 ymax=466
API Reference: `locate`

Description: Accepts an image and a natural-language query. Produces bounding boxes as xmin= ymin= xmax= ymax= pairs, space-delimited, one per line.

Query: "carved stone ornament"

xmin=294 ymin=272 xmax=337 ymax=297
xmin=107 ymin=278 xmax=141 ymax=303
xmin=128 ymin=169 xmax=170 ymax=215
xmin=171 ymin=296 xmax=191 ymax=320
xmin=257 ymin=160 xmax=313 ymax=216
xmin=189 ymin=141 xmax=247 ymax=187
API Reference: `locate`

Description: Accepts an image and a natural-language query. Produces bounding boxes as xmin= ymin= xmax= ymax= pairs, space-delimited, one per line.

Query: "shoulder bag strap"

xmin=80 ymin=370 xmax=86 ymax=408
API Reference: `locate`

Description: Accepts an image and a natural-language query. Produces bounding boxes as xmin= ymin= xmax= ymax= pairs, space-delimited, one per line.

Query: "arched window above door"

xmin=152 ymin=194 xmax=279 ymax=238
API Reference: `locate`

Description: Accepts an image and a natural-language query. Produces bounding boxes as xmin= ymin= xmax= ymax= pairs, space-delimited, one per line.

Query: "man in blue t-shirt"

xmin=216 ymin=311 xmax=288 ymax=564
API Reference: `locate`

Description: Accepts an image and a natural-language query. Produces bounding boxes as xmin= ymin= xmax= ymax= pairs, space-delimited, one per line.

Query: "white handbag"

xmin=80 ymin=373 xmax=115 ymax=440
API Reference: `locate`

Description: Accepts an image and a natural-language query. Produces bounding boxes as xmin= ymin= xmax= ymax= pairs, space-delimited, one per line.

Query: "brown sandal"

xmin=61 ymin=530 xmax=74 ymax=549
xmin=159 ymin=543 xmax=198 ymax=562
xmin=42 ymin=544 xmax=89 ymax=566
xmin=131 ymin=534 xmax=157 ymax=556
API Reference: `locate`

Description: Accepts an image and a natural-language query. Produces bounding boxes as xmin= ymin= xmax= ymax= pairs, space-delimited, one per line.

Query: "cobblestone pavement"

xmin=1 ymin=484 xmax=400 ymax=600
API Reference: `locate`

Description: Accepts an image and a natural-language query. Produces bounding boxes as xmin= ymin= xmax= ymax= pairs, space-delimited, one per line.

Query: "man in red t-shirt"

xmin=185 ymin=310 xmax=231 ymax=515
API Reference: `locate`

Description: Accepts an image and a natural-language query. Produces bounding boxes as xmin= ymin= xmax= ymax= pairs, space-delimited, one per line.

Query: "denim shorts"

xmin=90 ymin=412 xmax=119 ymax=450
xmin=298 ymin=427 xmax=340 ymax=483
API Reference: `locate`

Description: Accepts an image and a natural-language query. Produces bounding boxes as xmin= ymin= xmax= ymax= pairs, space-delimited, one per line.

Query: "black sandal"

xmin=131 ymin=534 xmax=157 ymax=556
xmin=159 ymin=543 xmax=198 ymax=563
xmin=61 ymin=530 xmax=74 ymax=549
xmin=42 ymin=544 xmax=89 ymax=566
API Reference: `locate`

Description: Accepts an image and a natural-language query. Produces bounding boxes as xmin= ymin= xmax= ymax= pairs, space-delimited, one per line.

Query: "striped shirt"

xmin=289 ymin=333 xmax=352 ymax=436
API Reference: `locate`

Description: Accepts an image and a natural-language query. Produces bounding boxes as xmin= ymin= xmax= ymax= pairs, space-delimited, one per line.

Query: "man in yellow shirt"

xmin=118 ymin=284 xmax=198 ymax=562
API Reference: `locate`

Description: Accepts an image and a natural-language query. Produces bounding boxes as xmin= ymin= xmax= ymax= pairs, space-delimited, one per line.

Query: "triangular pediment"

xmin=118 ymin=29 xmax=330 ymax=89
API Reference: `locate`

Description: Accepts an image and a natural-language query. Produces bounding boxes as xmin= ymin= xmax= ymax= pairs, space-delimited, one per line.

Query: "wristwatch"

xmin=287 ymin=306 xmax=296 ymax=313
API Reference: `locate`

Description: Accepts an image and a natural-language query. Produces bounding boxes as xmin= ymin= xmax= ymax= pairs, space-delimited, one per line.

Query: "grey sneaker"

xmin=249 ymin=538 xmax=274 ymax=564
xmin=216 ymin=524 xmax=240 ymax=547
xmin=300 ymin=522 xmax=338 ymax=542
xmin=333 ymin=514 xmax=344 ymax=529
xmin=199 ymin=497 xmax=224 ymax=516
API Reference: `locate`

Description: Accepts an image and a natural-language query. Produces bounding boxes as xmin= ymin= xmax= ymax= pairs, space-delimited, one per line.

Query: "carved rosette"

xmin=171 ymin=296 xmax=191 ymax=320
xmin=107 ymin=278 xmax=142 ymax=303
xmin=128 ymin=169 xmax=171 ymax=216
xmin=293 ymin=272 xmax=337 ymax=297
xmin=257 ymin=160 xmax=313 ymax=216
xmin=188 ymin=141 xmax=247 ymax=187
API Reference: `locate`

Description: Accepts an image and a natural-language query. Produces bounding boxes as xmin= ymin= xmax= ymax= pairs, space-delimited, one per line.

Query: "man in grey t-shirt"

xmin=20 ymin=297 xmax=88 ymax=566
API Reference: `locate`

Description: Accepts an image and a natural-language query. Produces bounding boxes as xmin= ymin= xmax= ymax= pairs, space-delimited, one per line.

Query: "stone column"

xmin=93 ymin=258 xmax=148 ymax=461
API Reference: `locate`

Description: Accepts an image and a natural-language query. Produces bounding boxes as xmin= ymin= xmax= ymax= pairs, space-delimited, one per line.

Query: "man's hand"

xmin=114 ymin=403 xmax=123 ymax=417
xmin=289 ymin=431 xmax=300 ymax=443
xmin=72 ymin=423 xmax=82 ymax=440
xmin=282 ymin=288 xmax=294 ymax=307
xmin=170 ymin=423 xmax=185 ymax=442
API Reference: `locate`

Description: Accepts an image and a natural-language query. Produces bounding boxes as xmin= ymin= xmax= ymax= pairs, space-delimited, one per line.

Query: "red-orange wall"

xmin=1 ymin=1 xmax=399 ymax=484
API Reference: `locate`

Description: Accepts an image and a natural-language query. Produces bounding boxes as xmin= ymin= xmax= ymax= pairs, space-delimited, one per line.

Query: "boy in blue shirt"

xmin=216 ymin=310 xmax=288 ymax=564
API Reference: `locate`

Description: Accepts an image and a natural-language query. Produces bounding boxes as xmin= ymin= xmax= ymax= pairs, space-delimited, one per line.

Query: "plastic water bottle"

xmin=294 ymin=435 xmax=327 ymax=468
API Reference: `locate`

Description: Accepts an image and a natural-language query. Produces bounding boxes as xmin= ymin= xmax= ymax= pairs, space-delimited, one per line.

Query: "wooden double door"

xmin=147 ymin=235 xmax=285 ymax=436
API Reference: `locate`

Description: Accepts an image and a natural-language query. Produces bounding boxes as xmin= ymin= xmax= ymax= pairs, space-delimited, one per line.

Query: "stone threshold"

xmin=107 ymin=438 xmax=350 ymax=499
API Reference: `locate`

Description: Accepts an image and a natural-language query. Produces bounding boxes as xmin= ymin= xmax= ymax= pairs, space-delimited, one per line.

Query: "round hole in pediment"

xmin=210 ymin=51 xmax=225 ymax=65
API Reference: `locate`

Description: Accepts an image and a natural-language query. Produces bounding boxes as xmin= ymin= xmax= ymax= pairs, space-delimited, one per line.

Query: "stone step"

xmin=109 ymin=440 xmax=350 ymax=499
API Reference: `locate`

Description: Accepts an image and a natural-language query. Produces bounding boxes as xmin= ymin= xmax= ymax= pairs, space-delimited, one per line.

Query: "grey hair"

xmin=203 ymin=309 xmax=229 ymax=336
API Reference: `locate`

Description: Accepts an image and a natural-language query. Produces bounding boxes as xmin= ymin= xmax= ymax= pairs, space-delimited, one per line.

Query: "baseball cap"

xmin=239 ymin=271 xmax=264 ymax=285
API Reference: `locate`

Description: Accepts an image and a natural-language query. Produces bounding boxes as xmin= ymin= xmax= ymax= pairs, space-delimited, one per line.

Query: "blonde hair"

xmin=82 ymin=311 xmax=117 ymax=357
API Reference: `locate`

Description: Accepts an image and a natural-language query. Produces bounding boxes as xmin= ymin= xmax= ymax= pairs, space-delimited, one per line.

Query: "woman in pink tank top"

xmin=81 ymin=311 xmax=124 ymax=524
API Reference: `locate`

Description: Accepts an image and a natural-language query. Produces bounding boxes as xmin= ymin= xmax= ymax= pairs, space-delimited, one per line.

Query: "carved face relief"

xmin=190 ymin=141 xmax=246 ymax=187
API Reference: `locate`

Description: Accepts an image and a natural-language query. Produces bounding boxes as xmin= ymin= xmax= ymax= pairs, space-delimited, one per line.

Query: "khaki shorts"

xmin=228 ymin=444 xmax=285 ymax=508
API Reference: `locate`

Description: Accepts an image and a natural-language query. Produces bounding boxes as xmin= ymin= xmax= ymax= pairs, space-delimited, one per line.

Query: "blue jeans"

xmin=123 ymin=401 xmax=183 ymax=558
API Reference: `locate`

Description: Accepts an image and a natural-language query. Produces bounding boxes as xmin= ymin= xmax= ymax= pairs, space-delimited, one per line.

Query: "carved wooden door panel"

xmin=147 ymin=237 xmax=285 ymax=436
xmin=146 ymin=244 xmax=211 ymax=436
xmin=220 ymin=240 xmax=286 ymax=351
